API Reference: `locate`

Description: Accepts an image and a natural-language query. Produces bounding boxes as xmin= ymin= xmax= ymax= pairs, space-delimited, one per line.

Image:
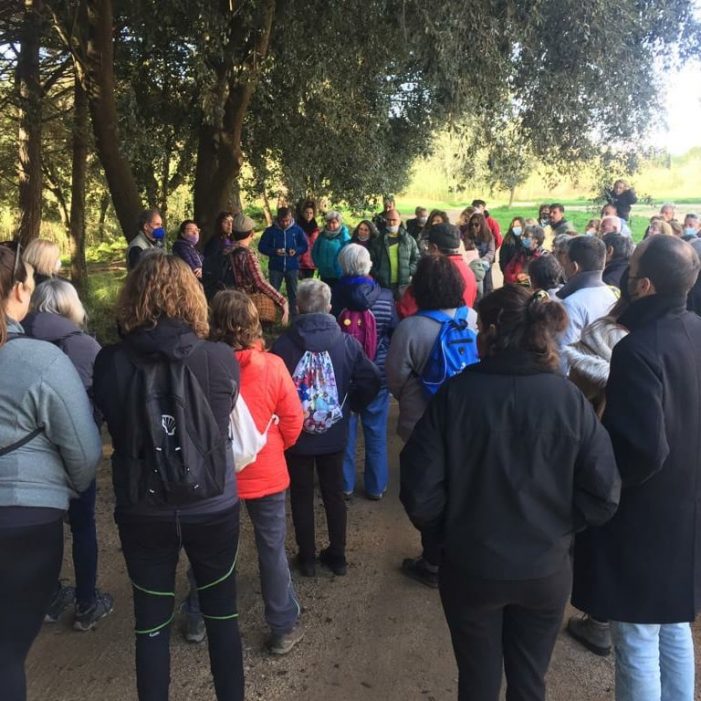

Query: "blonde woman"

xmin=210 ymin=290 xmax=305 ymax=654
xmin=93 ymin=254 xmax=243 ymax=701
xmin=23 ymin=279 xmax=112 ymax=631
xmin=22 ymin=239 xmax=61 ymax=286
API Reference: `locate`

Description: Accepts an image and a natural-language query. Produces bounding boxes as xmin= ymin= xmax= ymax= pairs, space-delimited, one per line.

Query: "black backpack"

xmin=114 ymin=345 xmax=229 ymax=507
xmin=202 ymin=249 xmax=236 ymax=301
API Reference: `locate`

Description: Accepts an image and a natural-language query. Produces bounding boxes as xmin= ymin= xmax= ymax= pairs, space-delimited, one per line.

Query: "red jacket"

xmin=397 ymin=254 xmax=477 ymax=318
xmin=486 ymin=215 xmax=503 ymax=249
xmin=504 ymin=250 xmax=543 ymax=285
xmin=299 ymin=228 xmax=320 ymax=270
xmin=234 ymin=345 xmax=303 ymax=499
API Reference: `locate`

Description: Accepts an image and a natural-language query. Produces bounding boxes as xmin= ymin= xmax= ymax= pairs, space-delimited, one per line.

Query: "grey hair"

xmin=552 ymin=233 xmax=575 ymax=253
xmin=32 ymin=278 xmax=87 ymax=328
xmin=660 ymin=202 xmax=676 ymax=212
xmin=296 ymin=278 xmax=332 ymax=314
xmin=524 ymin=224 xmax=545 ymax=244
xmin=600 ymin=215 xmax=622 ymax=232
xmin=338 ymin=244 xmax=372 ymax=276
xmin=325 ymin=210 xmax=343 ymax=224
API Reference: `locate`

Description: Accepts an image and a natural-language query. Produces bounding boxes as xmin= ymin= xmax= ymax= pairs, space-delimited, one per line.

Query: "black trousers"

xmin=286 ymin=451 xmax=346 ymax=561
xmin=0 ymin=516 xmax=64 ymax=701
xmin=117 ymin=505 xmax=243 ymax=701
xmin=439 ymin=561 xmax=571 ymax=701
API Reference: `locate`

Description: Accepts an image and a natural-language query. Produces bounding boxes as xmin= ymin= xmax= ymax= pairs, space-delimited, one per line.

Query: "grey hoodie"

xmin=0 ymin=319 xmax=102 ymax=510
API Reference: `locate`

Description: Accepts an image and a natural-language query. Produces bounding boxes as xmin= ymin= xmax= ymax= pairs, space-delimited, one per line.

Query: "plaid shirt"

xmin=230 ymin=245 xmax=286 ymax=308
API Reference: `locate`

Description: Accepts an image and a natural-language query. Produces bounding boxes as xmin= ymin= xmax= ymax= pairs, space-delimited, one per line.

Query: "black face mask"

xmin=619 ymin=265 xmax=632 ymax=302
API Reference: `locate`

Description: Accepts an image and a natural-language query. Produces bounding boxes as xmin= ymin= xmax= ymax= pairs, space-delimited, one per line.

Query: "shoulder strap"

xmin=416 ymin=310 xmax=453 ymax=324
xmin=0 ymin=426 xmax=44 ymax=457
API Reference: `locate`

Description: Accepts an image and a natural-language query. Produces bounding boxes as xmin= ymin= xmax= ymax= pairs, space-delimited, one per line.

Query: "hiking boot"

xmin=45 ymin=584 xmax=76 ymax=623
xmin=319 ymin=548 xmax=347 ymax=576
xmin=566 ymin=615 xmax=611 ymax=656
xmin=180 ymin=602 xmax=207 ymax=644
xmin=401 ymin=557 xmax=439 ymax=589
xmin=73 ymin=590 xmax=114 ymax=631
xmin=267 ymin=621 xmax=305 ymax=655
xmin=295 ymin=554 xmax=316 ymax=577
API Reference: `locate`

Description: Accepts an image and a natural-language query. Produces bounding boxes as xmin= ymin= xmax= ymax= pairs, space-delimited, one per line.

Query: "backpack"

xmin=337 ymin=308 xmax=377 ymax=360
xmin=291 ymin=350 xmax=346 ymax=434
xmin=202 ymin=247 xmax=240 ymax=301
xmin=229 ymin=395 xmax=279 ymax=472
xmin=416 ymin=307 xmax=479 ymax=396
xmin=115 ymin=346 xmax=229 ymax=506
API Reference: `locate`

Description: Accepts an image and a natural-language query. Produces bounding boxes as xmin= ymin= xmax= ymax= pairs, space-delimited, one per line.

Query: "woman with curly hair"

xmin=93 ymin=253 xmax=243 ymax=701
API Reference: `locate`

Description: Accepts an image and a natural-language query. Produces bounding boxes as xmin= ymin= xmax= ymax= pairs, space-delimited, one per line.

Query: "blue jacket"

xmin=258 ymin=222 xmax=308 ymax=273
xmin=312 ymin=226 xmax=351 ymax=279
xmin=271 ymin=313 xmax=380 ymax=455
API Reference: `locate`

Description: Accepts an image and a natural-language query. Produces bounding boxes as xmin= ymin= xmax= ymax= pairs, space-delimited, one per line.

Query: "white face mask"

xmin=417 ymin=216 xmax=427 ymax=225
xmin=387 ymin=225 xmax=400 ymax=234
xmin=55 ymin=259 xmax=62 ymax=273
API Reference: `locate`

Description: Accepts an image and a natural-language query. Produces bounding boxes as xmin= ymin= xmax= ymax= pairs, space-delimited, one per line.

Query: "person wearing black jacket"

xmin=601 ymin=232 xmax=633 ymax=290
xmin=93 ymin=254 xmax=243 ymax=701
xmin=400 ymin=285 xmax=620 ymax=701
xmin=605 ymin=180 xmax=637 ymax=221
xmin=572 ymin=235 xmax=701 ymax=701
xmin=272 ymin=278 xmax=380 ymax=577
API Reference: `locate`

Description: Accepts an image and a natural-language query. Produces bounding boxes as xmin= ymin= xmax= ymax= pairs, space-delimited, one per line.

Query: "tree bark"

xmin=194 ymin=0 xmax=275 ymax=242
xmin=70 ymin=75 xmax=89 ymax=295
xmin=97 ymin=191 xmax=110 ymax=241
xmin=81 ymin=0 xmax=142 ymax=241
xmin=16 ymin=0 xmax=44 ymax=246
xmin=508 ymin=185 xmax=515 ymax=208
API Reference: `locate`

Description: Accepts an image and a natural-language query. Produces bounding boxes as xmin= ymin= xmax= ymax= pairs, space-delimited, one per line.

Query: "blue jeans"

xmin=343 ymin=388 xmax=390 ymax=496
xmin=244 ymin=491 xmax=300 ymax=635
xmin=269 ymin=269 xmax=298 ymax=314
xmin=611 ymin=621 xmax=695 ymax=701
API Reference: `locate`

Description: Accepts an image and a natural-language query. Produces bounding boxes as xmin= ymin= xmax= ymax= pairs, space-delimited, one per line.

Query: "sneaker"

xmin=366 ymin=491 xmax=385 ymax=501
xmin=267 ymin=621 xmax=305 ymax=655
xmin=45 ymin=584 xmax=76 ymax=623
xmin=319 ymin=548 xmax=347 ymax=576
xmin=180 ymin=602 xmax=207 ymax=644
xmin=401 ymin=557 xmax=439 ymax=589
xmin=73 ymin=590 xmax=114 ymax=631
xmin=566 ymin=615 xmax=611 ymax=656
xmin=295 ymin=555 xmax=316 ymax=578
xmin=343 ymin=491 xmax=353 ymax=502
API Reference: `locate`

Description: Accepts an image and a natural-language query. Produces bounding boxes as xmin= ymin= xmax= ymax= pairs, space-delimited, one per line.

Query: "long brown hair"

xmin=0 ymin=245 xmax=32 ymax=347
xmin=209 ymin=290 xmax=264 ymax=350
xmin=477 ymin=285 xmax=568 ymax=371
xmin=467 ymin=213 xmax=493 ymax=245
xmin=117 ymin=253 xmax=209 ymax=337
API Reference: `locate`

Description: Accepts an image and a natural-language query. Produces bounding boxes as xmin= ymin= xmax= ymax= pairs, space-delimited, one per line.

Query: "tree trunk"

xmin=82 ymin=0 xmax=142 ymax=241
xmin=16 ymin=0 xmax=44 ymax=246
xmin=194 ymin=0 xmax=275 ymax=243
xmin=97 ymin=191 xmax=110 ymax=241
xmin=70 ymin=76 xmax=89 ymax=296
xmin=261 ymin=188 xmax=273 ymax=226
xmin=508 ymin=185 xmax=515 ymax=208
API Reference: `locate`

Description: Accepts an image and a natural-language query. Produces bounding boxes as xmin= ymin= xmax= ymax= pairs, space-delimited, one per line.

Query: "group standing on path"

xmin=3 ymin=186 xmax=701 ymax=701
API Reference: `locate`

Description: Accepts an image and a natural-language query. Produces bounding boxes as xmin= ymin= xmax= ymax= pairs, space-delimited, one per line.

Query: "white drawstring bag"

xmin=229 ymin=395 xmax=279 ymax=472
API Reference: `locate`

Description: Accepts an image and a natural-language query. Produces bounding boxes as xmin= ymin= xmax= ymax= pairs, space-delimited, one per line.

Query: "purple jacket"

xmin=173 ymin=238 xmax=204 ymax=272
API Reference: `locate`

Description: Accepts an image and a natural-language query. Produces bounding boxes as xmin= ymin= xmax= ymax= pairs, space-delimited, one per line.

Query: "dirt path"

xmin=24 ymin=404 xmax=699 ymax=700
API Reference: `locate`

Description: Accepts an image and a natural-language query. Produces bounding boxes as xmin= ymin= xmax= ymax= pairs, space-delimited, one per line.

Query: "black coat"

xmin=400 ymin=351 xmax=620 ymax=580
xmin=573 ymin=295 xmax=701 ymax=623
xmin=602 ymin=257 xmax=628 ymax=289
xmin=271 ymin=313 xmax=380 ymax=456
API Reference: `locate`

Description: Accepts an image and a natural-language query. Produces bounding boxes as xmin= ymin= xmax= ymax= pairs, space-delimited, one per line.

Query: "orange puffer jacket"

xmin=234 ymin=345 xmax=304 ymax=499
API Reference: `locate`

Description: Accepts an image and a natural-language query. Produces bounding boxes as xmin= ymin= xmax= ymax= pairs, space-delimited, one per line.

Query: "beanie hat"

xmin=232 ymin=213 xmax=255 ymax=234
xmin=428 ymin=223 xmax=460 ymax=252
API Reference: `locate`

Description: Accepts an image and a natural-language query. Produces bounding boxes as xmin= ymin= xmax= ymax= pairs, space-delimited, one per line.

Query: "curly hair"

xmin=412 ymin=255 xmax=465 ymax=311
xmin=209 ymin=289 xmax=263 ymax=350
xmin=117 ymin=253 xmax=209 ymax=337
xmin=476 ymin=285 xmax=568 ymax=371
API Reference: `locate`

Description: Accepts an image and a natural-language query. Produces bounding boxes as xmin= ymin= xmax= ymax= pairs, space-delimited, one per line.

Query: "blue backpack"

xmin=417 ymin=307 xmax=479 ymax=396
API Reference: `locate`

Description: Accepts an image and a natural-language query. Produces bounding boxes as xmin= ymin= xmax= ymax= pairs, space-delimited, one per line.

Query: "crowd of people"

xmin=2 ymin=184 xmax=701 ymax=701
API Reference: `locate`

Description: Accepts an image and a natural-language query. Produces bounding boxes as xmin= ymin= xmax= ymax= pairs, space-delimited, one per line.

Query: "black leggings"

xmin=0 ymin=517 xmax=64 ymax=701
xmin=117 ymin=505 xmax=243 ymax=701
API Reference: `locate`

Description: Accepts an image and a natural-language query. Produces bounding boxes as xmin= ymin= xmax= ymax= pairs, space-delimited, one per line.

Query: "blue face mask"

xmin=522 ymin=236 xmax=532 ymax=249
xmin=152 ymin=227 xmax=166 ymax=241
xmin=684 ymin=227 xmax=698 ymax=238
xmin=512 ymin=226 xmax=522 ymax=236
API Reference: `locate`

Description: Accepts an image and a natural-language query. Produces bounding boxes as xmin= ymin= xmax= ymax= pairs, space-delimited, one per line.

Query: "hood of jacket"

xmin=618 ymin=293 xmax=688 ymax=332
xmin=557 ymin=270 xmax=607 ymax=300
xmin=122 ymin=318 xmax=202 ymax=361
xmin=334 ymin=276 xmax=382 ymax=312
xmin=321 ymin=225 xmax=347 ymax=241
xmin=286 ymin=313 xmax=343 ymax=352
xmin=22 ymin=311 xmax=83 ymax=344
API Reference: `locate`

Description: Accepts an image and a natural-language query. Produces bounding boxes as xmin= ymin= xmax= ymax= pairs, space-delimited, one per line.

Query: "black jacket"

xmin=573 ymin=295 xmax=701 ymax=623
xmin=602 ymin=257 xmax=628 ymax=289
xmin=93 ymin=318 xmax=239 ymax=517
xmin=400 ymin=351 xmax=620 ymax=580
xmin=605 ymin=188 xmax=637 ymax=220
xmin=271 ymin=313 xmax=381 ymax=455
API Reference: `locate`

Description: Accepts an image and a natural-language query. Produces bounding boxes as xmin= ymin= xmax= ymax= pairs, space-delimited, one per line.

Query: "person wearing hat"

xmin=204 ymin=213 xmax=289 ymax=325
xmin=397 ymin=223 xmax=477 ymax=318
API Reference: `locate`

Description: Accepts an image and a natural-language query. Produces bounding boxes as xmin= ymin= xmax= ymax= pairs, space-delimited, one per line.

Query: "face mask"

xmin=585 ymin=229 xmax=596 ymax=236
xmin=54 ymin=259 xmax=62 ymax=273
xmin=417 ymin=217 xmax=427 ymax=225
xmin=512 ymin=226 xmax=522 ymax=236
xmin=152 ymin=227 xmax=166 ymax=242
xmin=684 ymin=227 xmax=698 ymax=238
xmin=357 ymin=231 xmax=370 ymax=241
xmin=183 ymin=232 xmax=199 ymax=245
xmin=540 ymin=218 xmax=549 ymax=227
xmin=522 ymin=236 xmax=532 ymax=249
xmin=387 ymin=225 xmax=399 ymax=234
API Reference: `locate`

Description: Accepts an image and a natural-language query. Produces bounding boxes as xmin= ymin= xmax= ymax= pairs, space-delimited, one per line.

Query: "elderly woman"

xmin=0 ymin=246 xmax=101 ymax=699
xmin=503 ymin=224 xmax=546 ymax=285
xmin=331 ymin=244 xmax=398 ymax=500
xmin=312 ymin=211 xmax=351 ymax=287
xmin=22 ymin=239 xmax=62 ymax=286
xmin=272 ymin=279 xmax=380 ymax=577
xmin=23 ymin=279 xmax=112 ymax=631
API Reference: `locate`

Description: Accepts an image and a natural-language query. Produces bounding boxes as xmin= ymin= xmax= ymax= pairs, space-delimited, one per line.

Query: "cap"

xmin=428 ymin=223 xmax=460 ymax=251
xmin=232 ymin=213 xmax=255 ymax=234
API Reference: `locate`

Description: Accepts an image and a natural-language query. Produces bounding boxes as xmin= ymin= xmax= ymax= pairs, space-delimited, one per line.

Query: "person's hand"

xmin=276 ymin=248 xmax=286 ymax=256
xmin=193 ymin=267 xmax=203 ymax=279
xmin=280 ymin=301 xmax=290 ymax=326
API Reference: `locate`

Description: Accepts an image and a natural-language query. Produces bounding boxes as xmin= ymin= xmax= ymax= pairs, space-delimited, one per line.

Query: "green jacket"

xmin=370 ymin=227 xmax=419 ymax=289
